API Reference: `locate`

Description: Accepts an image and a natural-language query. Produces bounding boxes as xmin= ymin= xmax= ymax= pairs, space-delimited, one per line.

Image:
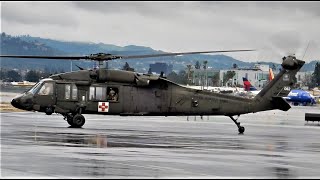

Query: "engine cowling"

xmin=95 ymin=69 xmax=136 ymax=83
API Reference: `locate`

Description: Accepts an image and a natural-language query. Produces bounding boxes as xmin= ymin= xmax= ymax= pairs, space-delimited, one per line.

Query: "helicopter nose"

xmin=11 ymin=97 xmax=21 ymax=109
xmin=11 ymin=94 xmax=27 ymax=110
xmin=11 ymin=94 xmax=34 ymax=111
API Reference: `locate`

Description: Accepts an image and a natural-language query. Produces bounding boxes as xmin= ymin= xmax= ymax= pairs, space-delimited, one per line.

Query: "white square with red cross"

xmin=98 ymin=102 xmax=109 ymax=112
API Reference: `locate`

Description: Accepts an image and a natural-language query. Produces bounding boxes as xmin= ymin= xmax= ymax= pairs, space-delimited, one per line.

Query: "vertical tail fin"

xmin=243 ymin=77 xmax=258 ymax=91
xmin=253 ymin=56 xmax=305 ymax=112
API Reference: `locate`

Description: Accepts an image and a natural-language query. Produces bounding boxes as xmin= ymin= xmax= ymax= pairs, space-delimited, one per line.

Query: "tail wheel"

xmin=238 ymin=126 xmax=245 ymax=134
xmin=72 ymin=114 xmax=85 ymax=128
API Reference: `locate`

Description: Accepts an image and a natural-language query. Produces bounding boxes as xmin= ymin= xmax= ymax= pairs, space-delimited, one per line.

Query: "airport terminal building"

xmin=192 ymin=64 xmax=271 ymax=88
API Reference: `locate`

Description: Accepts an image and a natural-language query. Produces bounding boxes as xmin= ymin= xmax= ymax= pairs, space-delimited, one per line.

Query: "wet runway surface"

xmin=1 ymin=106 xmax=320 ymax=178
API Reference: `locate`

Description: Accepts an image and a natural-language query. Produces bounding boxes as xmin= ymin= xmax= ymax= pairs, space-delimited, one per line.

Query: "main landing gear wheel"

xmin=72 ymin=114 xmax=85 ymax=128
xmin=229 ymin=116 xmax=245 ymax=134
xmin=64 ymin=113 xmax=85 ymax=128
xmin=66 ymin=115 xmax=74 ymax=126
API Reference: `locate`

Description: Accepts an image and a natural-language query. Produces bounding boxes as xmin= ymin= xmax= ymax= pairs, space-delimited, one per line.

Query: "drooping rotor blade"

xmin=119 ymin=49 xmax=255 ymax=59
xmin=0 ymin=55 xmax=87 ymax=60
xmin=0 ymin=53 xmax=123 ymax=61
xmin=0 ymin=49 xmax=255 ymax=62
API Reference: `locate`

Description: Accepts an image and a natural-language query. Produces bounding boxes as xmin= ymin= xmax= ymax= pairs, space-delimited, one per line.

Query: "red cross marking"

xmin=99 ymin=102 xmax=109 ymax=112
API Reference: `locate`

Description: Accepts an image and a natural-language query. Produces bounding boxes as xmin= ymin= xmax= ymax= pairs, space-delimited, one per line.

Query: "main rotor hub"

xmin=88 ymin=53 xmax=121 ymax=61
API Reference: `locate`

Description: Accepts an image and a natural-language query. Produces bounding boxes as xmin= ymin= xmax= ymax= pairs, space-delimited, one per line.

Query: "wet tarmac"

xmin=1 ymin=106 xmax=320 ymax=178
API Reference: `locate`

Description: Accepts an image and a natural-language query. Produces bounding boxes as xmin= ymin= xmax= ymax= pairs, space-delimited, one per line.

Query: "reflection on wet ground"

xmin=1 ymin=106 xmax=320 ymax=178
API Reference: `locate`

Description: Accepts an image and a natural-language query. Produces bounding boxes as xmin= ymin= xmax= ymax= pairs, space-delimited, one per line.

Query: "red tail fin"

xmin=269 ymin=68 xmax=274 ymax=81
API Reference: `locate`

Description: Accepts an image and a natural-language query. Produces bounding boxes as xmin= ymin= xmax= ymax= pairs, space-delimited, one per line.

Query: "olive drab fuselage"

xmin=19 ymin=70 xmax=255 ymax=117
xmin=10 ymin=55 xmax=305 ymax=133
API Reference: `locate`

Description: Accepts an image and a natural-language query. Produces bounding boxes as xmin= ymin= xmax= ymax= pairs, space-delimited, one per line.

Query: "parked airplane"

xmin=284 ymin=89 xmax=317 ymax=106
xmin=243 ymin=73 xmax=317 ymax=106
xmin=242 ymin=77 xmax=261 ymax=96
xmin=242 ymin=68 xmax=276 ymax=97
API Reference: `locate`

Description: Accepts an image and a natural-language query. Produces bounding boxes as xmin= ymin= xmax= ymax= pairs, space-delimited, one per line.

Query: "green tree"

xmin=6 ymin=70 xmax=22 ymax=82
xmin=167 ymin=70 xmax=188 ymax=85
xmin=233 ymin=63 xmax=238 ymax=69
xmin=0 ymin=69 xmax=6 ymax=80
xmin=311 ymin=62 xmax=320 ymax=87
xmin=25 ymin=70 xmax=40 ymax=82
xmin=203 ymin=61 xmax=208 ymax=70
xmin=40 ymin=71 xmax=51 ymax=79
xmin=223 ymin=71 xmax=236 ymax=86
xmin=178 ymin=70 xmax=188 ymax=85
xmin=167 ymin=71 xmax=179 ymax=83
xmin=211 ymin=73 xmax=220 ymax=86
xmin=195 ymin=61 xmax=201 ymax=69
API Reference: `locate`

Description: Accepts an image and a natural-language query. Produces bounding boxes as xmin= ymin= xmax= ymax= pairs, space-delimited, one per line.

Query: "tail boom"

xmin=252 ymin=56 xmax=305 ymax=112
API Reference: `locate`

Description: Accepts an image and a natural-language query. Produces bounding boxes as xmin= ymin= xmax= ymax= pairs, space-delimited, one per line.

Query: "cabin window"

xmin=89 ymin=86 xmax=106 ymax=101
xmin=107 ymin=87 xmax=119 ymax=102
xmin=65 ymin=84 xmax=71 ymax=100
xmin=64 ymin=84 xmax=77 ymax=100
xmin=89 ymin=87 xmax=95 ymax=100
xmin=96 ymin=87 xmax=106 ymax=100
xmin=72 ymin=84 xmax=78 ymax=100
xmin=37 ymin=82 xmax=53 ymax=96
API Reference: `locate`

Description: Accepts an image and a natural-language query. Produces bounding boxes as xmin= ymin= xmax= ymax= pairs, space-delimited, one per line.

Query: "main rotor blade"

xmin=0 ymin=49 xmax=255 ymax=61
xmin=0 ymin=55 xmax=87 ymax=60
xmin=119 ymin=49 xmax=255 ymax=59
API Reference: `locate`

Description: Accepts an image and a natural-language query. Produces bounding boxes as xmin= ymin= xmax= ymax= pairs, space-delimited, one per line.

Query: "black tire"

xmin=45 ymin=107 xmax=53 ymax=115
xmin=72 ymin=114 xmax=85 ymax=128
xmin=67 ymin=115 xmax=74 ymax=126
xmin=238 ymin=126 xmax=245 ymax=134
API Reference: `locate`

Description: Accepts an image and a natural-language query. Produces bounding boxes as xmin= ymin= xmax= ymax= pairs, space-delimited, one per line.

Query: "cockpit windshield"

xmin=28 ymin=79 xmax=53 ymax=95
xmin=28 ymin=82 xmax=42 ymax=94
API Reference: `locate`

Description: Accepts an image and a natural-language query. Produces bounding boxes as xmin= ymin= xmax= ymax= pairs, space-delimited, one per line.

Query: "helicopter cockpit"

xmin=11 ymin=78 xmax=55 ymax=111
xmin=28 ymin=78 xmax=54 ymax=95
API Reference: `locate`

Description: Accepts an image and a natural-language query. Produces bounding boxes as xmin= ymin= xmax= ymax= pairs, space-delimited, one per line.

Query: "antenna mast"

xmin=302 ymin=41 xmax=310 ymax=60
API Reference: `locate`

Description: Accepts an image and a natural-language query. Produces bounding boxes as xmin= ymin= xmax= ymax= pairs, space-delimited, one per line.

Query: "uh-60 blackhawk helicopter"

xmin=1 ymin=50 xmax=305 ymax=133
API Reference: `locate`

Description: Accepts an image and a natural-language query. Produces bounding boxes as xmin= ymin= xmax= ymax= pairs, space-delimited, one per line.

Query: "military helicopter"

xmin=0 ymin=51 xmax=305 ymax=133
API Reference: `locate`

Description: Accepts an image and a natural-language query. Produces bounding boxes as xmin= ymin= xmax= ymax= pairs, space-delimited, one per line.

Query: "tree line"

xmin=0 ymin=68 xmax=64 ymax=82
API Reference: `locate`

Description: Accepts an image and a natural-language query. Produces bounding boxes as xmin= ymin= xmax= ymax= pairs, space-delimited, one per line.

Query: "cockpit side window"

xmin=37 ymin=82 xmax=54 ymax=95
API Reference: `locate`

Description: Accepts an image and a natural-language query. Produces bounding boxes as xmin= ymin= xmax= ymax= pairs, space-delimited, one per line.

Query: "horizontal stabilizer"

xmin=271 ymin=97 xmax=291 ymax=111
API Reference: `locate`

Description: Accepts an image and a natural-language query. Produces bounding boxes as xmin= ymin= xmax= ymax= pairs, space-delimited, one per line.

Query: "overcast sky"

xmin=1 ymin=1 xmax=320 ymax=63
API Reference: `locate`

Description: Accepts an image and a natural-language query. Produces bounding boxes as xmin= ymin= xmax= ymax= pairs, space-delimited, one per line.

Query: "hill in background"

xmin=1 ymin=32 xmax=318 ymax=73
